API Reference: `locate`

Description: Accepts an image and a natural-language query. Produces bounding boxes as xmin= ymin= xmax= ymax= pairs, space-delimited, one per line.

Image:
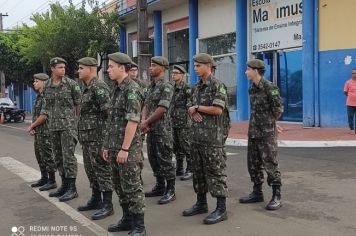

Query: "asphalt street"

xmin=1 ymin=121 xmax=356 ymax=236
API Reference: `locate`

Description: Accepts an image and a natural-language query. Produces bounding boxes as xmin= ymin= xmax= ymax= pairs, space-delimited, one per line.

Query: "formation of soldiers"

xmin=27 ymin=51 xmax=283 ymax=235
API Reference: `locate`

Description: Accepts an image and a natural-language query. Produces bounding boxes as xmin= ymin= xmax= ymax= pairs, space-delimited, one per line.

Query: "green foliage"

xmin=1 ymin=0 xmax=121 ymax=82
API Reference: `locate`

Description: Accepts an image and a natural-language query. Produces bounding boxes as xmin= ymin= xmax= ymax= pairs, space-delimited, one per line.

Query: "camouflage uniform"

xmin=42 ymin=77 xmax=81 ymax=178
xmin=190 ymin=75 xmax=229 ymax=198
xmin=170 ymin=80 xmax=192 ymax=172
xmin=248 ymin=77 xmax=283 ymax=186
xmin=103 ymin=77 xmax=145 ymax=214
xmin=33 ymin=92 xmax=56 ymax=173
xmin=145 ymin=77 xmax=175 ymax=181
xmin=78 ymin=77 xmax=112 ymax=192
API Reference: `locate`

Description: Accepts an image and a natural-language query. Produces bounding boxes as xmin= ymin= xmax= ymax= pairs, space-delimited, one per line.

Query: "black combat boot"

xmin=108 ymin=204 xmax=132 ymax=232
xmin=176 ymin=159 xmax=184 ymax=176
xmin=203 ymin=197 xmax=228 ymax=225
xmin=239 ymin=183 xmax=264 ymax=203
xmin=128 ymin=213 xmax=147 ymax=236
xmin=158 ymin=179 xmax=176 ymax=204
xmin=39 ymin=172 xmax=57 ymax=191
xmin=182 ymin=193 xmax=208 ymax=216
xmin=145 ymin=177 xmax=166 ymax=197
xmin=49 ymin=175 xmax=67 ymax=197
xmin=180 ymin=161 xmax=193 ymax=181
xmin=31 ymin=170 xmax=48 ymax=187
xmin=92 ymin=191 xmax=114 ymax=220
xmin=77 ymin=188 xmax=102 ymax=211
xmin=265 ymin=185 xmax=282 ymax=210
xmin=59 ymin=178 xmax=78 ymax=202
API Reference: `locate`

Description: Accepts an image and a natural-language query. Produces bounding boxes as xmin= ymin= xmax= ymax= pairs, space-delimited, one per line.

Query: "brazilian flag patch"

xmin=128 ymin=92 xmax=138 ymax=100
xmin=96 ymin=89 xmax=104 ymax=96
xmin=271 ymin=90 xmax=279 ymax=96
xmin=219 ymin=85 xmax=226 ymax=95
xmin=74 ymin=85 xmax=81 ymax=91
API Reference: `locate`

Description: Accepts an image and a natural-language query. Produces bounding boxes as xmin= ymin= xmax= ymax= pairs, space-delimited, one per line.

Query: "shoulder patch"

xmin=218 ymin=85 xmax=227 ymax=95
xmin=96 ymin=89 xmax=104 ymax=96
xmin=128 ymin=92 xmax=138 ymax=100
xmin=271 ymin=90 xmax=279 ymax=96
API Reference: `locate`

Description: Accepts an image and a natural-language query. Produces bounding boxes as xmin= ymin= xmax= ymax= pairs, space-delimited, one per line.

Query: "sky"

xmin=0 ymin=0 xmax=111 ymax=30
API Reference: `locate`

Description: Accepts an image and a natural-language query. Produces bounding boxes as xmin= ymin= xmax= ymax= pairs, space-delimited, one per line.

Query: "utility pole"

xmin=0 ymin=13 xmax=9 ymax=97
xmin=137 ymin=0 xmax=151 ymax=84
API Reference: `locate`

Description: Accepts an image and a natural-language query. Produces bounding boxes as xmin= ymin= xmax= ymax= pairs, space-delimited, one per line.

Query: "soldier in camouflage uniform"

xmin=183 ymin=53 xmax=229 ymax=225
xmin=103 ymin=53 xmax=146 ymax=236
xmin=27 ymin=73 xmax=57 ymax=191
xmin=141 ymin=56 xmax=176 ymax=205
xmin=170 ymin=65 xmax=193 ymax=181
xmin=76 ymin=57 xmax=113 ymax=220
xmin=42 ymin=57 xmax=81 ymax=202
xmin=239 ymin=59 xmax=283 ymax=211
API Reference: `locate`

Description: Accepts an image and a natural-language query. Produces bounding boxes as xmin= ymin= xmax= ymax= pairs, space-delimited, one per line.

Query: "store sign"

xmin=250 ymin=0 xmax=302 ymax=53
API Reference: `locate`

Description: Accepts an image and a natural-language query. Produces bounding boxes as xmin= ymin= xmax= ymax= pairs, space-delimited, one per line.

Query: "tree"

xmin=19 ymin=0 xmax=121 ymax=78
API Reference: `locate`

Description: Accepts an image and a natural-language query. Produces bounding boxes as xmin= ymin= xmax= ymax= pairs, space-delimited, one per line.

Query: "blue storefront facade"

xmin=116 ymin=0 xmax=356 ymax=128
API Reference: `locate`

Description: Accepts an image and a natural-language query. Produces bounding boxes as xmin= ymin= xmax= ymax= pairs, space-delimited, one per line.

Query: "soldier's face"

xmin=171 ymin=69 xmax=183 ymax=82
xmin=194 ymin=62 xmax=210 ymax=77
xmin=33 ymin=79 xmax=44 ymax=92
xmin=107 ymin=60 xmax=124 ymax=81
xmin=78 ymin=65 xmax=91 ymax=80
xmin=51 ymin=63 xmax=66 ymax=77
xmin=149 ymin=63 xmax=162 ymax=77
xmin=245 ymin=67 xmax=257 ymax=80
xmin=129 ymin=67 xmax=139 ymax=79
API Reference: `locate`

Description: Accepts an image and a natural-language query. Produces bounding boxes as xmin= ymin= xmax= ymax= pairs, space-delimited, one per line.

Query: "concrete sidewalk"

xmin=227 ymin=121 xmax=356 ymax=147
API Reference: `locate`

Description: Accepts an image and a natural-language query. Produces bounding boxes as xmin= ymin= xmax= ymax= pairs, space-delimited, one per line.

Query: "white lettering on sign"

xmin=250 ymin=0 xmax=303 ymax=53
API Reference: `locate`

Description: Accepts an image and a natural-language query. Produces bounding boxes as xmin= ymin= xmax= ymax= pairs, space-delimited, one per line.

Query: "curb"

xmin=226 ymin=138 xmax=356 ymax=148
xmin=25 ymin=119 xmax=356 ymax=147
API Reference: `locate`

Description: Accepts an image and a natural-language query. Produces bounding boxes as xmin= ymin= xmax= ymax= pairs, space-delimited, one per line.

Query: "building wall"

xmin=198 ymin=0 xmax=236 ymax=39
xmin=318 ymin=0 xmax=356 ymax=127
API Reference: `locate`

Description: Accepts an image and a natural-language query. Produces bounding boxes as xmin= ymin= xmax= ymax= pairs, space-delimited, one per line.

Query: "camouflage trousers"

xmin=82 ymin=142 xmax=113 ymax=192
xmin=247 ymin=137 xmax=282 ymax=186
xmin=109 ymin=150 xmax=145 ymax=214
xmin=173 ymin=127 xmax=191 ymax=167
xmin=51 ymin=130 xmax=78 ymax=178
xmin=146 ymin=133 xmax=175 ymax=181
xmin=34 ymin=134 xmax=56 ymax=173
xmin=191 ymin=143 xmax=228 ymax=198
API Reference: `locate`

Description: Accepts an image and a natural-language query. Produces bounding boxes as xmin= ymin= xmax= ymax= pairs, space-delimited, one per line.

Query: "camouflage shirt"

xmin=248 ymin=77 xmax=284 ymax=139
xmin=190 ymin=75 xmax=229 ymax=147
xmin=170 ymin=80 xmax=191 ymax=128
xmin=32 ymin=92 xmax=50 ymax=135
xmin=103 ymin=77 xmax=142 ymax=151
xmin=42 ymin=77 xmax=81 ymax=131
xmin=78 ymin=77 xmax=110 ymax=143
xmin=132 ymin=77 xmax=149 ymax=106
xmin=144 ymin=77 xmax=174 ymax=135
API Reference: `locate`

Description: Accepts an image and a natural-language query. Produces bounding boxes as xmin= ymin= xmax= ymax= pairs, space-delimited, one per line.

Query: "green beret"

xmin=173 ymin=65 xmax=187 ymax=74
xmin=151 ymin=56 xmax=169 ymax=69
xmin=77 ymin=57 xmax=98 ymax=67
xmin=193 ymin=53 xmax=215 ymax=64
xmin=131 ymin=61 xmax=138 ymax=68
xmin=50 ymin=57 xmax=67 ymax=66
xmin=33 ymin=73 xmax=49 ymax=81
xmin=247 ymin=59 xmax=265 ymax=70
xmin=108 ymin=52 xmax=132 ymax=64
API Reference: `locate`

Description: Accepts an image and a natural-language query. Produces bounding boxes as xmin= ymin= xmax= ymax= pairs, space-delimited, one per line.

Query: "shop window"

xmin=199 ymin=33 xmax=237 ymax=111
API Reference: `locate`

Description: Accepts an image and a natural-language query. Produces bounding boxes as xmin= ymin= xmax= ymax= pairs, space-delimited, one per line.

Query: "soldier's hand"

xmin=27 ymin=126 xmax=35 ymax=135
xmin=140 ymin=121 xmax=149 ymax=133
xmin=188 ymin=106 xmax=196 ymax=116
xmin=191 ymin=112 xmax=203 ymax=123
xmin=103 ymin=149 xmax=110 ymax=162
xmin=117 ymin=150 xmax=128 ymax=164
xmin=277 ymin=124 xmax=283 ymax=133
